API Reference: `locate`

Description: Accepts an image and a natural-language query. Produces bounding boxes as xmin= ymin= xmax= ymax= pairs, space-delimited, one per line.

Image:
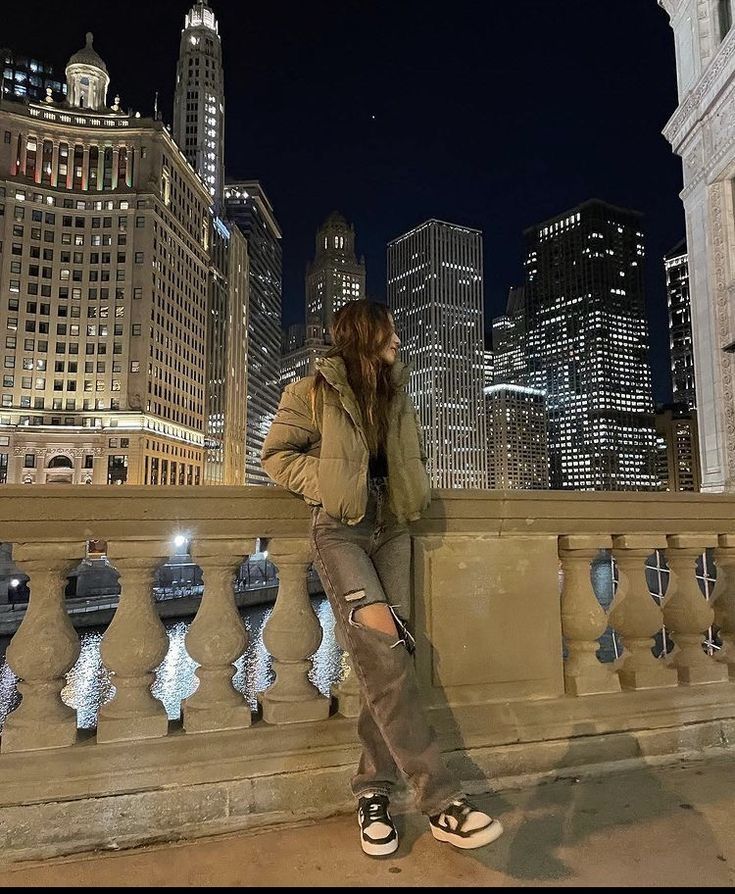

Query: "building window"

xmin=107 ymin=454 xmax=128 ymax=486
xmin=24 ymin=453 xmax=36 ymax=468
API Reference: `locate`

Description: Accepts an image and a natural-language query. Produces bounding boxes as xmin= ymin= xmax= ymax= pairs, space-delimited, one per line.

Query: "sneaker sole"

xmin=358 ymin=817 xmax=399 ymax=857
xmin=430 ymin=818 xmax=504 ymax=849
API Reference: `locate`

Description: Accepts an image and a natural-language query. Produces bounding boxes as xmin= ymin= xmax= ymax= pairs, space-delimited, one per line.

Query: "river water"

xmin=0 ymin=596 xmax=344 ymax=731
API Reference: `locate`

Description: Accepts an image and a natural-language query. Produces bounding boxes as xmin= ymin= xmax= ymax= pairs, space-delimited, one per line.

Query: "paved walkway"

xmin=2 ymin=755 xmax=735 ymax=887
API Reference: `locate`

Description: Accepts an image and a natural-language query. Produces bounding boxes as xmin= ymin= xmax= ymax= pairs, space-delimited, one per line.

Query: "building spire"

xmin=173 ymin=0 xmax=224 ymax=209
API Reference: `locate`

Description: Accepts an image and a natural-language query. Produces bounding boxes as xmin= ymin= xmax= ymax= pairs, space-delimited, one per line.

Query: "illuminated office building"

xmin=492 ymin=285 xmax=528 ymax=385
xmin=387 ymin=219 xmax=487 ymax=489
xmin=655 ymin=402 xmax=701 ymax=492
xmin=2 ymin=49 xmax=66 ymax=103
xmin=483 ymin=331 xmax=493 ymax=389
xmin=224 ymin=181 xmax=282 ymax=485
xmin=664 ymin=239 xmax=696 ymax=410
xmin=523 ymin=199 xmax=658 ymax=491
xmin=485 ymin=384 xmax=549 ymax=490
xmin=204 ymin=217 xmax=248 ymax=485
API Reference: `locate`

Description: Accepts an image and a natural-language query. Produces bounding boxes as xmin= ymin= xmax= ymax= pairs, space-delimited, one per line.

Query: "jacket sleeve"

xmin=261 ymin=385 xmax=321 ymax=503
xmin=413 ymin=406 xmax=428 ymax=467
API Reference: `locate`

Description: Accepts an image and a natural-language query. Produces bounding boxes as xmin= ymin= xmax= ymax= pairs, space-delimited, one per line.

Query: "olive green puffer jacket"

xmin=261 ymin=355 xmax=431 ymax=525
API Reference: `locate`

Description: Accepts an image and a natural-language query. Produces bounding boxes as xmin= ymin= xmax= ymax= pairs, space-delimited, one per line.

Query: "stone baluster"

xmin=182 ymin=542 xmax=252 ymax=733
xmin=608 ymin=535 xmax=678 ymax=690
xmin=97 ymin=543 xmax=170 ymax=743
xmin=261 ymin=538 xmax=330 ymax=724
xmin=712 ymin=534 xmax=735 ymax=679
xmin=1 ymin=544 xmax=82 ymax=753
xmin=559 ymin=536 xmax=620 ymax=696
xmin=663 ymin=536 xmax=727 ymax=684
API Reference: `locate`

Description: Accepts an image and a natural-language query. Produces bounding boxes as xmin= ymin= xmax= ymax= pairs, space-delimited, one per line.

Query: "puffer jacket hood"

xmin=261 ymin=354 xmax=431 ymax=525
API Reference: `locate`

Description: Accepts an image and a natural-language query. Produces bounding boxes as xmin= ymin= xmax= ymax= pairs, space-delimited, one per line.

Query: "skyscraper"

xmin=485 ymin=385 xmax=549 ymax=490
xmin=655 ymin=403 xmax=701 ymax=492
xmin=523 ymin=199 xmax=658 ymax=491
xmin=664 ymin=239 xmax=696 ymax=410
xmin=173 ymin=1 xmax=224 ymax=210
xmin=0 ymin=34 xmax=211 ymax=486
xmin=483 ymin=332 xmax=494 ymax=389
xmin=204 ymin=217 xmax=248 ymax=485
xmin=280 ymin=315 xmax=329 ymax=389
xmin=224 ymin=182 xmax=282 ymax=485
xmin=387 ymin=219 xmax=487 ymax=489
xmin=306 ymin=212 xmax=366 ymax=342
xmin=492 ymin=285 xmax=528 ymax=385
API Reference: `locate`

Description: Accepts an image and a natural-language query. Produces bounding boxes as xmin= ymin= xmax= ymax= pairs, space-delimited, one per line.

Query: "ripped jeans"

xmin=310 ymin=477 xmax=463 ymax=816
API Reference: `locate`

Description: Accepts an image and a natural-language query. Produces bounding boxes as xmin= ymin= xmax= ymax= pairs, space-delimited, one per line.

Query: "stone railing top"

xmin=0 ymin=486 xmax=733 ymax=544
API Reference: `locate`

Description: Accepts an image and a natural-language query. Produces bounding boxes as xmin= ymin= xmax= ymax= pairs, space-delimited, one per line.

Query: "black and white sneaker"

xmin=429 ymin=798 xmax=504 ymax=849
xmin=357 ymin=792 xmax=398 ymax=857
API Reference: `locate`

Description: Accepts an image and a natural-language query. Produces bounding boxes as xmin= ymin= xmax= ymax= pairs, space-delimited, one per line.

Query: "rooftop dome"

xmin=67 ymin=32 xmax=107 ymax=73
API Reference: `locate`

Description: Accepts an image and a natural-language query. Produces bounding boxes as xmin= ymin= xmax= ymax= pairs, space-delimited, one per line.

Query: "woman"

xmin=261 ymin=299 xmax=503 ymax=857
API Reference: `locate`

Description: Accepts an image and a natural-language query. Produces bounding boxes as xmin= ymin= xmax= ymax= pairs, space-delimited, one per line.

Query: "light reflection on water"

xmin=0 ymin=597 xmax=342 ymax=731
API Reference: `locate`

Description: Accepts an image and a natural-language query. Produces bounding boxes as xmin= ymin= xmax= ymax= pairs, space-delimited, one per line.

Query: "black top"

xmin=369 ymin=446 xmax=388 ymax=480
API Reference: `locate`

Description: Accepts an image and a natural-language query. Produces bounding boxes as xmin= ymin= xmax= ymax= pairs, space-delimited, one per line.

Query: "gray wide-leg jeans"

xmin=310 ymin=477 xmax=463 ymax=816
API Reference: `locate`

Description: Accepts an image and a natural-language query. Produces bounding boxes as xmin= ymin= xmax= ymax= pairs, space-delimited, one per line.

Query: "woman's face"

xmin=380 ymin=315 xmax=401 ymax=365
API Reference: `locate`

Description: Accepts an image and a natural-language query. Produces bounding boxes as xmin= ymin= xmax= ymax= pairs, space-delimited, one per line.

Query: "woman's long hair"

xmin=311 ymin=300 xmax=397 ymax=454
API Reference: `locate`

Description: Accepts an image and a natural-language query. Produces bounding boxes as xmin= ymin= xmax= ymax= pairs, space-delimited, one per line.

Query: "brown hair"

xmin=311 ymin=300 xmax=397 ymax=454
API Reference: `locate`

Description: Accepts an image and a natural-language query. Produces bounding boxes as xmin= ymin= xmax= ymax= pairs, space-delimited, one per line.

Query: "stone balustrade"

xmin=0 ymin=486 xmax=734 ymax=861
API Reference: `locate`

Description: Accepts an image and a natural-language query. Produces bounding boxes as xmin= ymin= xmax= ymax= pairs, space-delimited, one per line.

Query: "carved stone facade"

xmin=0 ymin=35 xmax=211 ymax=487
xmin=660 ymin=0 xmax=735 ymax=491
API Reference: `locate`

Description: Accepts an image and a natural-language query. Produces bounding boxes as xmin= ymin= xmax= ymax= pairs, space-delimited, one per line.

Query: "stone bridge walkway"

xmin=1 ymin=755 xmax=734 ymax=887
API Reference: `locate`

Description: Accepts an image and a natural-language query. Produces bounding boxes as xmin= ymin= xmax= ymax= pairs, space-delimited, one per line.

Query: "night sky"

xmin=5 ymin=0 xmax=683 ymax=402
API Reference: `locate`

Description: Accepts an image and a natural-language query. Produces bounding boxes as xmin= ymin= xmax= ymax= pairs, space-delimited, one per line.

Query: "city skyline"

xmin=2 ymin=0 xmax=683 ymax=402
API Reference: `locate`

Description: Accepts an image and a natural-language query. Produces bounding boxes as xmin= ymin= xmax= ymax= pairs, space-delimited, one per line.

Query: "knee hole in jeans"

xmin=349 ymin=602 xmax=415 ymax=654
xmin=348 ymin=603 xmax=403 ymax=647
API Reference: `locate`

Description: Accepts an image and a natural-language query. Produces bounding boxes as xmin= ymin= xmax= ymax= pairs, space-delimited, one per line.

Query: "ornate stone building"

xmin=0 ymin=35 xmax=211 ymax=485
xmin=306 ymin=212 xmax=366 ymax=342
xmin=659 ymin=0 xmax=735 ymax=491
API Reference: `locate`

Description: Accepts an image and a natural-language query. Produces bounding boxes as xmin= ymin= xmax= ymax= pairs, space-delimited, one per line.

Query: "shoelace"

xmin=439 ymin=799 xmax=478 ymax=832
xmin=362 ymin=797 xmax=390 ymax=824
